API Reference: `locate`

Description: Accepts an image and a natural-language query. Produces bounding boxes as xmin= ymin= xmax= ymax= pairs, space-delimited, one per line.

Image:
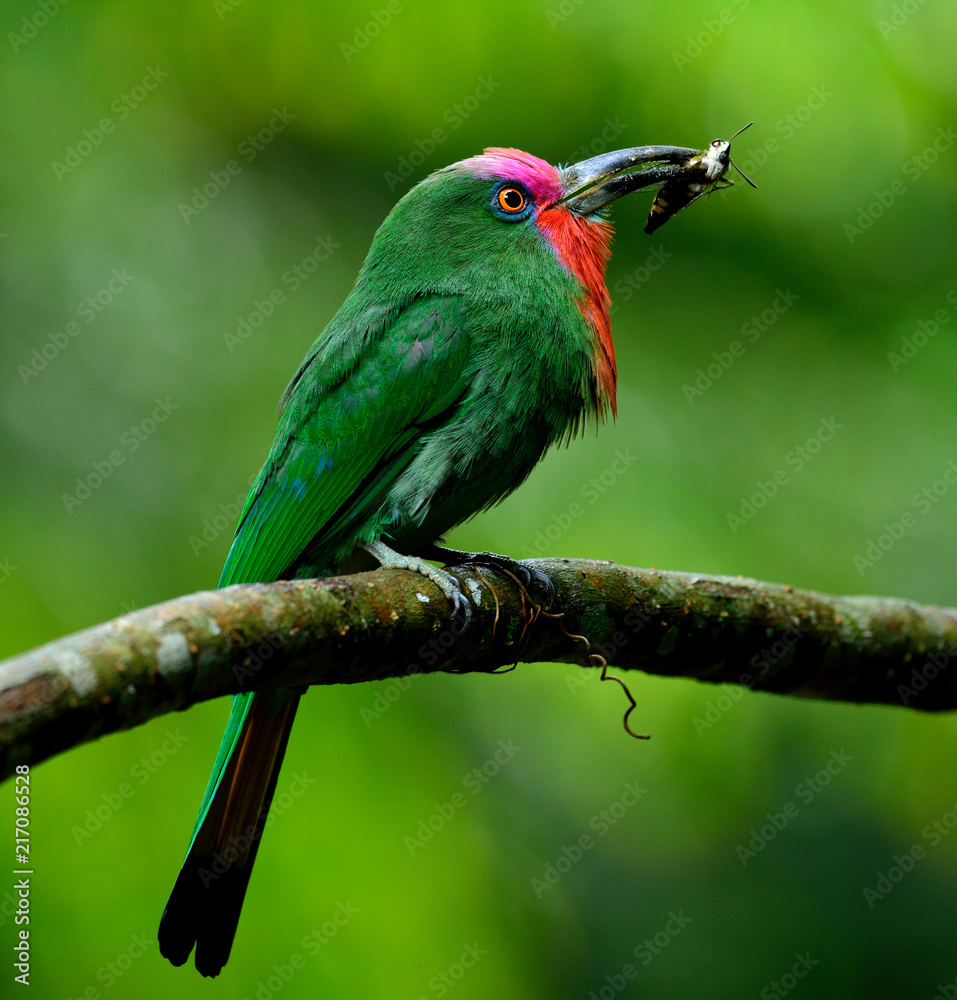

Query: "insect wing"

xmin=644 ymin=176 xmax=709 ymax=234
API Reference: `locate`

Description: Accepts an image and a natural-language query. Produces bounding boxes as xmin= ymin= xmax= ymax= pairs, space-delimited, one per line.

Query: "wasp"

xmin=644 ymin=122 xmax=757 ymax=234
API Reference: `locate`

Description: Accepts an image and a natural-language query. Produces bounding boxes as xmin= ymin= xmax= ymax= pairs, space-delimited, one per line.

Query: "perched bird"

xmin=158 ymin=141 xmax=702 ymax=977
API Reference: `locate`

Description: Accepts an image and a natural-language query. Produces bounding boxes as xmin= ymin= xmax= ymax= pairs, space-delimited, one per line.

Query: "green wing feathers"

xmin=220 ymin=295 xmax=471 ymax=584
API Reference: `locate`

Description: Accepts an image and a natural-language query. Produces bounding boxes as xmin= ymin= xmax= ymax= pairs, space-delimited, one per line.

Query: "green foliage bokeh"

xmin=1 ymin=2 xmax=957 ymax=998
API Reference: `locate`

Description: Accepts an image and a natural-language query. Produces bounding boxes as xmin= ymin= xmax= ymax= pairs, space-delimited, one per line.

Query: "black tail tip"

xmin=158 ymin=908 xmax=196 ymax=969
xmin=158 ymin=913 xmax=229 ymax=978
xmin=158 ymin=854 xmax=249 ymax=977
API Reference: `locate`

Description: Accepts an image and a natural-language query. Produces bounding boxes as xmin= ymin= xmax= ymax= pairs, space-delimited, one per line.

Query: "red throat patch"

xmin=535 ymin=206 xmax=617 ymax=417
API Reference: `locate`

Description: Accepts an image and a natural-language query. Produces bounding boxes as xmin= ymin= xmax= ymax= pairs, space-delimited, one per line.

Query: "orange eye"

xmin=497 ymin=187 xmax=527 ymax=213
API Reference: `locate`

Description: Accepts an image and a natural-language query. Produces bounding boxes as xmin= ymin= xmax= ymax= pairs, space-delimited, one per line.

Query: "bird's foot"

xmin=363 ymin=540 xmax=471 ymax=627
xmin=424 ymin=545 xmax=556 ymax=609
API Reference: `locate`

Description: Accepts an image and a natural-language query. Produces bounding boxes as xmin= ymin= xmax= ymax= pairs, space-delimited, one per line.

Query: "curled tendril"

xmin=475 ymin=568 xmax=516 ymax=674
xmin=593 ymin=654 xmax=650 ymax=741
xmin=550 ymin=619 xmax=649 ymax=741
xmin=443 ymin=567 xmax=650 ymax=739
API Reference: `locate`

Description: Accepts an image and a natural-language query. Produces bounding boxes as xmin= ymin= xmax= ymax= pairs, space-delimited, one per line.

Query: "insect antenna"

xmin=727 ymin=121 xmax=754 ymax=141
xmin=726 ymin=121 xmax=758 ymax=189
xmin=729 ymin=159 xmax=758 ymax=189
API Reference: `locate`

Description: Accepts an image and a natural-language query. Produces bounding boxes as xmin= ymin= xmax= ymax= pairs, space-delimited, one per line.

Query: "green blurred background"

xmin=2 ymin=1 xmax=957 ymax=997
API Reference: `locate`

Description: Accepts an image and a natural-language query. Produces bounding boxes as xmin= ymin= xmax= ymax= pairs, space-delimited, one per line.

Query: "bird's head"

xmin=365 ymin=144 xmax=697 ymax=416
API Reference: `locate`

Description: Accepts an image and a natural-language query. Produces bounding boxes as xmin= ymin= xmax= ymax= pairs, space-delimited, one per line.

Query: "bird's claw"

xmin=363 ymin=539 xmax=474 ymax=629
xmin=449 ymin=587 xmax=473 ymax=630
xmin=428 ymin=546 xmax=556 ymax=610
xmin=500 ymin=559 xmax=556 ymax=607
xmin=520 ymin=564 xmax=557 ymax=606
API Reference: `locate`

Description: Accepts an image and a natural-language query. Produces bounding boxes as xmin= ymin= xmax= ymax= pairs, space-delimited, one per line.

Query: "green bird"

xmin=158 ymin=140 xmax=701 ymax=977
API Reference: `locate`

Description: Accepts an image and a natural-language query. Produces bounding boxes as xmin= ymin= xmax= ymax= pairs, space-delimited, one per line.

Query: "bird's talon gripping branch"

xmin=428 ymin=545 xmax=557 ymax=609
xmin=364 ymin=540 xmax=474 ymax=628
xmin=449 ymin=589 xmax=473 ymax=630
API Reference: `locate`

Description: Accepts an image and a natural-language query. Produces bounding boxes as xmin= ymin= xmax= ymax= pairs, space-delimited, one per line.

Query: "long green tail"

xmin=157 ymin=687 xmax=299 ymax=976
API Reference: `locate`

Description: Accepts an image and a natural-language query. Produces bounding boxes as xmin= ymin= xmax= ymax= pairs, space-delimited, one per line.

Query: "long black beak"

xmin=559 ymin=145 xmax=700 ymax=215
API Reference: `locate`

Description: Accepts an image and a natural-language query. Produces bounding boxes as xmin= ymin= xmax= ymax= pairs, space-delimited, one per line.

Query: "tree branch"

xmin=2 ymin=558 xmax=955 ymax=780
